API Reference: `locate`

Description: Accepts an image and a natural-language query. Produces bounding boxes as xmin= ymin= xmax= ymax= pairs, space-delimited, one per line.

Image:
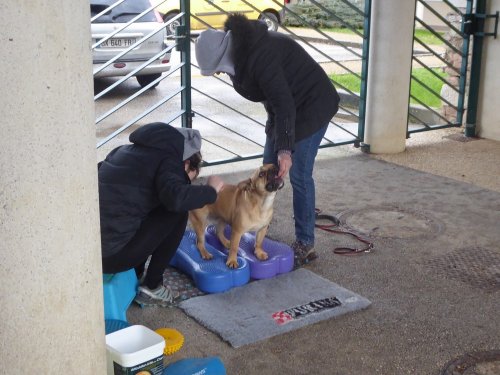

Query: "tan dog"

xmin=189 ymin=164 xmax=284 ymax=268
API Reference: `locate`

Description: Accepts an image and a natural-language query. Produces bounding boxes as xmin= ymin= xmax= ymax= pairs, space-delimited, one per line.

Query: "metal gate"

xmin=93 ymin=0 xmax=372 ymax=166
xmin=408 ymin=0 xmax=498 ymax=136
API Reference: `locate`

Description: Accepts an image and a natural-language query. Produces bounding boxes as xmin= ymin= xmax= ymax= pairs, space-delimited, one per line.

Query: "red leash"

xmin=315 ymin=209 xmax=374 ymax=256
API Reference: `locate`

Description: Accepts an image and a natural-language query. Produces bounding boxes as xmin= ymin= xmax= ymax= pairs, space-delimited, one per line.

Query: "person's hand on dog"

xmin=207 ymin=175 xmax=225 ymax=193
xmin=277 ymin=151 xmax=292 ymax=178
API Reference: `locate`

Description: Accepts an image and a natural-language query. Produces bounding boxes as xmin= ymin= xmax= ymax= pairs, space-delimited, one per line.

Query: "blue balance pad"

xmin=205 ymin=225 xmax=294 ymax=280
xmin=170 ymin=230 xmax=250 ymax=294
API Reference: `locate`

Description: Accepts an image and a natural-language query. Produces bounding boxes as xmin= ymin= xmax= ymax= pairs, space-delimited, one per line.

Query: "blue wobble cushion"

xmin=205 ymin=225 xmax=294 ymax=280
xmin=170 ymin=230 xmax=250 ymax=294
xmin=163 ymin=357 xmax=226 ymax=375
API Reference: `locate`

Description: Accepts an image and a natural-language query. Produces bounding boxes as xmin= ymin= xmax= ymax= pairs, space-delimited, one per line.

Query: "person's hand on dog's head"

xmin=207 ymin=175 xmax=225 ymax=193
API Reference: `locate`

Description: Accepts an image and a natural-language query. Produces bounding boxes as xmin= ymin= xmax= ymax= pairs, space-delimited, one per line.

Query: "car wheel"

xmin=136 ymin=73 xmax=161 ymax=89
xmin=259 ymin=12 xmax=279 ymax=31
xmin=164 ymin=12 xmax=181 ymax=37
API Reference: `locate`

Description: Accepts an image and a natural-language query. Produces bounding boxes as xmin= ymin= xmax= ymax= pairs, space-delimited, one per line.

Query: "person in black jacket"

xmin=98 ymin=122 xmax=224 ymax=307
xmin=195 ymin=14 xmax=340 ymax=267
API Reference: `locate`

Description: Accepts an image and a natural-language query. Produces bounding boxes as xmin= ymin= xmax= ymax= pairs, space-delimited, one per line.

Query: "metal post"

xmin=465 ymin=0 xmax=486 ymax=137
xmin=457 ymin=0 xmax=474 ymax=127
xmin=358 ymin=0 xmax=372 ymax=151
xmin=180 ymin=0 xmax=193 ymax=128
xmin=407 ymin=0 xmax=419 ymax=138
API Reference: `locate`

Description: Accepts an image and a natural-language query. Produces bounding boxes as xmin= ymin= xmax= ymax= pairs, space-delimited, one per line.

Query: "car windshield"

xmin=91 ymin=0 xmax=157 ymax=23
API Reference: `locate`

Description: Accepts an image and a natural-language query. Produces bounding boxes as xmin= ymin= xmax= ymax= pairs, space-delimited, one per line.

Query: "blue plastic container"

xmin=103 ymin=269 xmax=138 ymax=321
xmin=163 ymin=357 xmax=226 ymax=375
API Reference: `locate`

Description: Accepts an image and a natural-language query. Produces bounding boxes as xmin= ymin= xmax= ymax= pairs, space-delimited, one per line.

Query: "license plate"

xmin=99 ymin=38 xmax=136 ymax=48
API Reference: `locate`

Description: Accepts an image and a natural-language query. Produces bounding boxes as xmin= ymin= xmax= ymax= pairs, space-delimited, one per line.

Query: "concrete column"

xmin=0 ymin=1 xmax=106 ymax=373
xmin=364 ymin=0 xmax=416 ymax=153
xmin=477 ymin=0 xmax=500 ymax=141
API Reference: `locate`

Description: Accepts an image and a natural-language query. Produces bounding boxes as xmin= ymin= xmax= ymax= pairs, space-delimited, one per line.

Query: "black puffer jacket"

xmin=98 ymin=122 xmax=217 ymax=257
xmin=224 ymin=14 xmax=340 ymax=152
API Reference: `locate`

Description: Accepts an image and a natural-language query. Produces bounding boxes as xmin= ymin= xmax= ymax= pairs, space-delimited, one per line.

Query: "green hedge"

xmin=284 ymin=0 xmax=365 ymax=29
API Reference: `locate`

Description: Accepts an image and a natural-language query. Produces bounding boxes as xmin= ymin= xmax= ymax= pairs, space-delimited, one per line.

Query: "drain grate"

xmin=338 ymin=205 xmax=444 ymax=240
xmin=423 ymin=247 xmax=500 ymax=292
xmin=441 ymin=350 xmax=500 ymax=374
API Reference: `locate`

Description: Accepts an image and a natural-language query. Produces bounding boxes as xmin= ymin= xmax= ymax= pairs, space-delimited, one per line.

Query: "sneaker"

xmin=137 ymin=272 xmax=146 ymax=285
xmin=292 ymin=240 xmax=318 ymax=268
xmin=135 ymin=284 xmax=180 ymax=307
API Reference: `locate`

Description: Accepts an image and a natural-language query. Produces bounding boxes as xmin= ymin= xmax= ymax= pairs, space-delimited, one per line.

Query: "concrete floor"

xmin=367 ymin=128 xmax=500 ymax=194
xmin=127 ymin=126 xmax=500 ymax=374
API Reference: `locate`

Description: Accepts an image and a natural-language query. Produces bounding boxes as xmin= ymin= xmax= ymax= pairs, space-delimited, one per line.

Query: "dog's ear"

xmin=237 ymin=178 xmax=252 ymax=191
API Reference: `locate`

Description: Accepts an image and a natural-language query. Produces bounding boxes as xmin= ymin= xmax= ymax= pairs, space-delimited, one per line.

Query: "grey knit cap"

xmin=195 ymin=29 xmax=235 ymax=76
xmin=176 ymin=127 xmax=202 ymax=161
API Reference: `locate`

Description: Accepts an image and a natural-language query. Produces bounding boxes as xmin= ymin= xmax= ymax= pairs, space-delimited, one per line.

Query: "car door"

xmin=192 ymin=0 xmax=239 ymax=30
xmin=232 ymin=0 xmax=284 ymax=31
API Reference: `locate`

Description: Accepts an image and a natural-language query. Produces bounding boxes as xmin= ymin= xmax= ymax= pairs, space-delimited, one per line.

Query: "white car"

xmin=91 ymin=0 xmax=171 ymax=88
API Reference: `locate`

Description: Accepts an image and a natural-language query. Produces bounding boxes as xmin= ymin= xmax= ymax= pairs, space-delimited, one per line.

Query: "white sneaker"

xmin=135 ymin=285 xmax=180 ymax=307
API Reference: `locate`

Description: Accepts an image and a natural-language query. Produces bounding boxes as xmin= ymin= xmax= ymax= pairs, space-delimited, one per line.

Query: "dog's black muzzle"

xmin=265 ymin=166 xmax=285 ymax=192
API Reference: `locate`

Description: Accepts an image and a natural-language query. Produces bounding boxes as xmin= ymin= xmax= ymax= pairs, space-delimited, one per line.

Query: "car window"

xmin=91 ymin=0 xmax=157 ymax=23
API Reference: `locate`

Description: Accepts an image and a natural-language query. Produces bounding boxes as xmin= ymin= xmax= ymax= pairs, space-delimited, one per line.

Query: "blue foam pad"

xmin=163 ymin=357 xmax=226 ymax=375
xmin=103 ymin=269 xmax=138 ymax=321
xmin=205 ymin=225 xmax=294 ymax=280
xmin=170 ymin=230 xmax=250 ymax=294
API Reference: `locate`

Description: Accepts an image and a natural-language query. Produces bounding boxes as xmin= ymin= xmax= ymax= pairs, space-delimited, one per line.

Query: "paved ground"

xmin=127 ymin=127 xmax=500 ymax=374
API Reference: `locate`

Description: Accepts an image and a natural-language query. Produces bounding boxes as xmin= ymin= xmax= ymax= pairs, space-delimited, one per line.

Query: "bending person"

xmin=98 ymin=122 xmax=224 ymax=307
xmin=195 ymin=14 xmax=340 ymax=267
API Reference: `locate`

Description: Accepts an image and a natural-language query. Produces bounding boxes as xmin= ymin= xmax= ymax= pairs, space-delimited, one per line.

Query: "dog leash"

xmin=315 ymin=208 xmax=373 ymax=256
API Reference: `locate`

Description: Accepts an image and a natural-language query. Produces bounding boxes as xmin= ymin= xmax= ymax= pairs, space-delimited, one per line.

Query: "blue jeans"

xmin=263 ymin=124 xmax=328 ymax=246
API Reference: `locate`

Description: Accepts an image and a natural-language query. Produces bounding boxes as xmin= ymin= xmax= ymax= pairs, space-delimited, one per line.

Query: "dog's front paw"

xmin=221 ymin=238 xmax=231 ymax=249
xmin=254 ymin=249 xmax=269 ymax=261
xmin=199 ymin=248 xmax=214 ymax=260
xmin=226 ymin=256 xmax=239 ymax=269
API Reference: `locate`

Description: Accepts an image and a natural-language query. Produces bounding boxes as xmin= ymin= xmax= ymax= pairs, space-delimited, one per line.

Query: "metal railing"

xmin=407 ymin=0 xmax=472 ymax=134
xmin=93 ymin=0 xmax=372 ymax=166
xmin=184 ymin=0 xmax=372 ymax=166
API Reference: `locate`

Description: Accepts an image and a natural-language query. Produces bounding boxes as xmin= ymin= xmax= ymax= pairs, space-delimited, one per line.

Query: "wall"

xmin=0 ymin=1 xmax=106 ymax=372
xmin=476 ymin=0 xmax=500 ymax=141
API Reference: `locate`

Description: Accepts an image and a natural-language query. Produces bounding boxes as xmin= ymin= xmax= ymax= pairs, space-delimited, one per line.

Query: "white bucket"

xmin=106 ymin=325 xmax=165 ymax=375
